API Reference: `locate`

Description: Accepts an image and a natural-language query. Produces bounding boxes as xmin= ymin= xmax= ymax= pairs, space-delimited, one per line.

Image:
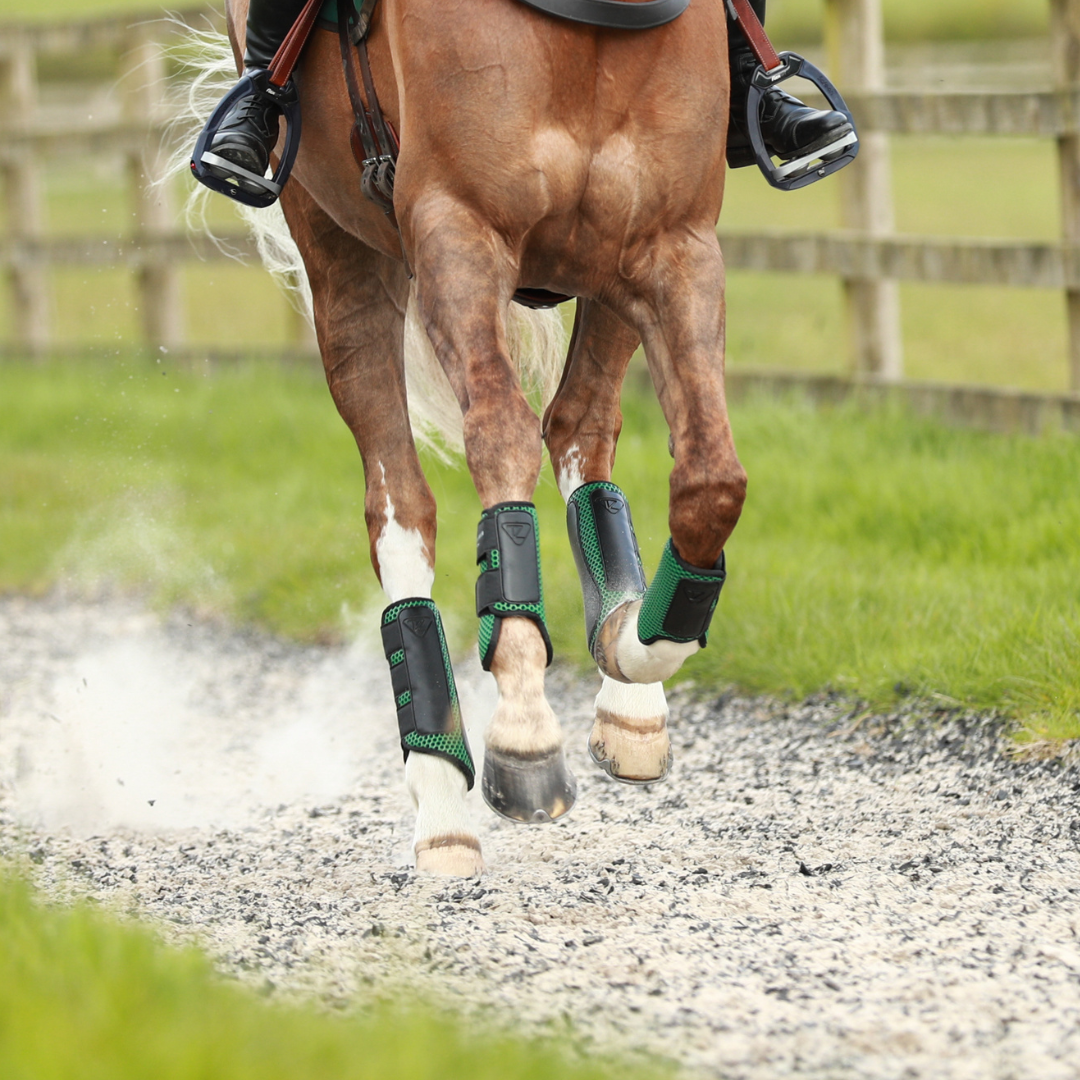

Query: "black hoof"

xmin=481 ymin=745 xmax=577 ymax=824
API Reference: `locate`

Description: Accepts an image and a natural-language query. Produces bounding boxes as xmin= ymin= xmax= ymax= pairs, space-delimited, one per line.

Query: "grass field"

xmin=2 ymin=358 xmax=1077 ymax=741
xmin=0 ymin=872 xmax=661 ymax=1080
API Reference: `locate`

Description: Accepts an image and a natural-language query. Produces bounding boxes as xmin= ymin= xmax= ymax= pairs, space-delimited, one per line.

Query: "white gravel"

xmin=2 ymin=593 xmax=1079 ymax=1080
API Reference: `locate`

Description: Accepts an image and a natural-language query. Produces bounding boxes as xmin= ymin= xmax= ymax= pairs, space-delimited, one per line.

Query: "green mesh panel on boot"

xmin=402 ymin=728 xmax=473 ymax=768
xmin=637 ymin=539 xmax=727 ymax=647
xmin=566 ymin=481 xmax=647 ymax=655
xmin=381 ymin=598 xmax=474 ymax=787
xmin=475 ymin=502 xmax=552 ymax=669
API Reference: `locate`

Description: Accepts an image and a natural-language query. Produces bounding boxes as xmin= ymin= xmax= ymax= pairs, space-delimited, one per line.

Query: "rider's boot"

xmin=726 ymin=0 xmax=854 ymax=169
xmin=204 ymin=0 xmax=308 ymax=189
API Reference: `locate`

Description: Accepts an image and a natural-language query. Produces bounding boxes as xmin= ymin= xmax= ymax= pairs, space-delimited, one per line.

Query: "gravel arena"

xmin=1 ymin=593 xmax=1079 ymax=1079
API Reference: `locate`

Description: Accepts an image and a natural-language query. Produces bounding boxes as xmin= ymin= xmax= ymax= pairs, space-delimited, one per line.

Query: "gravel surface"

xmin=2 ymin=594 xmax=1079 ymax=1080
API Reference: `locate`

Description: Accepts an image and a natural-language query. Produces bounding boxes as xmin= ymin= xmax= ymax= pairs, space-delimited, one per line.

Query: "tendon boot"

xmin=726 ymin=0 xmax=853 ymax=169
xmin=202 ymin=0 xmax=307 ymax=192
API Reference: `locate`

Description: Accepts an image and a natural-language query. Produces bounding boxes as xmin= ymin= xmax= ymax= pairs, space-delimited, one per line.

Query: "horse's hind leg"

xmin=543 ymin=300 xmax=671 ymax=784
xmin=409 ymin=201 xmax=575 ymax=824
xmin=280 ymin=184 xmax=482 ymax=876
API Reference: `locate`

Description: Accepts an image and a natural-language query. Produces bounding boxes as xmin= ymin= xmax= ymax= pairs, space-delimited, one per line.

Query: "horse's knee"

xmin=668 ymin=459 xmax=747 ymax=569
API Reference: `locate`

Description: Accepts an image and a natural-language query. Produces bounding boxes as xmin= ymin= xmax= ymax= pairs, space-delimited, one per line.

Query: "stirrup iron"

xmin=190 ymin=70 xmax=301 ymax=208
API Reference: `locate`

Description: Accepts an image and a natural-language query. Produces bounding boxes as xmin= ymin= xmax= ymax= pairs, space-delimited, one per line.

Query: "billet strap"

xmin=268 ymin=0 xmax=325 ymax=87
xmin=638 ymin=540 xmax=727 ymax=647
xmin=515 ymin=0 xmax=689 ymax=31
xmin=475 ymin=502 xmax=553 ymax=671
xmin=381 ymin=599 xmax=475 ymax=788
xmin=566 ymin=482 xmax=646 ymax=657
xmin=726 ymin=0 xmax=782 ymax=73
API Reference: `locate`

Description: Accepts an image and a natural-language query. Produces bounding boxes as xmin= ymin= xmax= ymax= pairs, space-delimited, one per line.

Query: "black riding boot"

xmin=726 ymin=0 xmax=853 ymax=169
xmin=205 ymin=0 xmax=308 ymax=187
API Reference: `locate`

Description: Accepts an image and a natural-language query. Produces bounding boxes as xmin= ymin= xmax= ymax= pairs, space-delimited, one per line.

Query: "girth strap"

xmin=515 ymin=0 xmax=689 ymax=30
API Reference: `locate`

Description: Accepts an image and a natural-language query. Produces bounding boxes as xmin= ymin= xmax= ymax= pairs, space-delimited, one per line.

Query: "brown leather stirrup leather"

xmin=268 ymin=0 xmax=326 ymax=86
xmin=725 ymin=0 xmax=782 ymax=73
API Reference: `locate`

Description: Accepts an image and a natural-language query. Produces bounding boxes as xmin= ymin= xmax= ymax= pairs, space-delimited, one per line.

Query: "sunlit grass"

xmin=1 ymin=358 xmax=1076 ymax=740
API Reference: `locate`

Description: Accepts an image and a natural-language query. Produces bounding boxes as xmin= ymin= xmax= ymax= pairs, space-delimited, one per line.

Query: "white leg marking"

xmin=615 ymin=600 xmax=699 ymax=684
xmin=591 ymin=675 xmax=671 ymax=782
xmin=555 ymin=445 xmax=585 ymax=503
xmin=374 ymin=466 xmax=480 ymax=874
xmin=405 ymin=753 xmax=484 ymax=876
xmin=375 ymin=464 xmax=434 ymax=602
xmin=595 ymin=676 xmax=668 ymax=721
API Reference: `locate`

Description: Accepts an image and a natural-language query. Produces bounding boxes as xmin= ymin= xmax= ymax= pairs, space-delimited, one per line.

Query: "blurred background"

xmin=0 ymin=0 xmax=1072 ymax=393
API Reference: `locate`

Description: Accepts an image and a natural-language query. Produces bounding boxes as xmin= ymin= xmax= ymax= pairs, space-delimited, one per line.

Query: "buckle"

xmin=745 ymin=52 xmax=859 ymax=191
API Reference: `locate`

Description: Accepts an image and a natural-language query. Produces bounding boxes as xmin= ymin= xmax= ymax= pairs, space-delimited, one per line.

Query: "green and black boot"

xmin=726 ymin=0 xmax=854 ymax=169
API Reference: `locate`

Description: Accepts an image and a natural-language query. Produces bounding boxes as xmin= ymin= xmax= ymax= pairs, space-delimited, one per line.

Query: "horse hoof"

xmin=588 ymin=721 xmax=671 ymax=785
xmin=482 ymin=745 xmax=577 ymax=823
xmin=415 ymin=836 xmax=485 ymax=877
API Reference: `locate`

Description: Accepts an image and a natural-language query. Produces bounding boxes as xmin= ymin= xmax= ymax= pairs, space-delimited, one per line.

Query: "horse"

xmin=191 ymin=0 xmax=746 ymax=877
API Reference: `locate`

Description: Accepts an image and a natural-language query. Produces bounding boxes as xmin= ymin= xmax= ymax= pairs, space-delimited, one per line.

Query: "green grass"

xmin=0 ymin=872 xmax=660 ymax=1080
xmin=1 ymin=357 xmax=1077 ymax=740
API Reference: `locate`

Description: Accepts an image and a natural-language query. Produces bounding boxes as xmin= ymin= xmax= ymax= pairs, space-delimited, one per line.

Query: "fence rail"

xmin=2 ymin=1 xmax=1080 ymax=421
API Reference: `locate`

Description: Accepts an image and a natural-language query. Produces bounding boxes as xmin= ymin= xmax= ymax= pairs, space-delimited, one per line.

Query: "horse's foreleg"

xmin=410 ymin=201 xmax=575 ymax=824
xmin=543 ymin=300 xmax=671 ymax=783
xmin=599 ymin=236 xmax=746 ymax=686
xmin=280 ymin=185 xmax=482 ymax=876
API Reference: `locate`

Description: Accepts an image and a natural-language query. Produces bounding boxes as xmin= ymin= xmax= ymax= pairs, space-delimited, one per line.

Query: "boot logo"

xmin=402 ymin=612 xmax=433 ymax=638
xmin=601 ymin=497 xmax=623 ymax=514
xmin=501 ymin=522 xmax=532 ymax=547
xmin=685 ymin=588 xmax=713 ymax=605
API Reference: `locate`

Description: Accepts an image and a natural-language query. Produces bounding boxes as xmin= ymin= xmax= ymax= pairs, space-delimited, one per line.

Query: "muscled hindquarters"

xmin=226 ymin=0 xmax=745 ymax=870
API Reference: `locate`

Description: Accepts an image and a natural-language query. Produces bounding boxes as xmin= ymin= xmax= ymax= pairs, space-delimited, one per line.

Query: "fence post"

xmin=121 ymin=23 xmax=182 ymax=352
xmin=1 ymin=32 xmax=50 ymax=355
xmin=824 ymin=0 xmax=903 ymax=380
xmin=1052 ymin=0 xmax=1080 ymax=393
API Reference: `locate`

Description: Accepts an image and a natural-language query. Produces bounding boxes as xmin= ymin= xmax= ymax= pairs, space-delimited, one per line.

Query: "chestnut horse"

xmin=213 ymin=0 xmax=746 ymax=876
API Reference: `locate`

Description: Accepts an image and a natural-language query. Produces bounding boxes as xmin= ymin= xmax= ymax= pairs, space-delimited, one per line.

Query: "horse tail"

xmin=163 ymin=18 xmax=567 ymax=463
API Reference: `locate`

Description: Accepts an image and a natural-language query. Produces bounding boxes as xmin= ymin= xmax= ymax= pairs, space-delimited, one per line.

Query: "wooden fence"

xmin=2 ymin=1 xmax=1080 ymax=429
